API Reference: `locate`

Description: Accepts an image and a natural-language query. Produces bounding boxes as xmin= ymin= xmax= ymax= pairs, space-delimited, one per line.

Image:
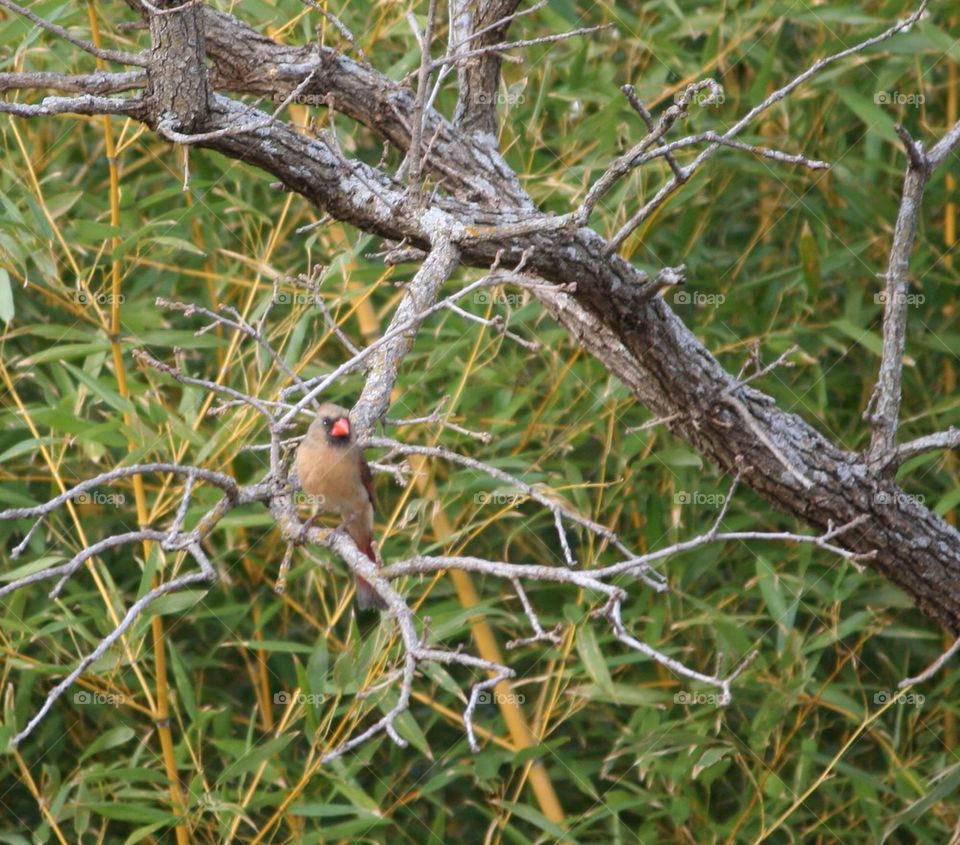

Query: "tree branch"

xmin=865 ymin=118 xmax=960 ymax=470
xmin=0 ymin=69 xmax=145 ymax=95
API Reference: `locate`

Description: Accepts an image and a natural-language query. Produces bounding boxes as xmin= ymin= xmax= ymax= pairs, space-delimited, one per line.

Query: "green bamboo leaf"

xmin=143 ymin=590 xmax=207 ymax=618
xmin=0 ymin=556 xmax=66 ymax=584
xmin=79 ymin=727 xmax=136 ymax=762
xmin=168 ymin=643 xmax=199 ymax=725
xmin=0 ymin=268 xmax=14 ymax=324
xmin=287 ymin=803 xmax=380 ymax=819
xmin=82 ymin=804 xmax=177 ymax=824
xmin=495 ymin=800 xmax=577 ymax=842
xmin=19 ymin=341 xmax=113 ymax=366
xmin=237 ymin=640 xmax=314 ymax=654
xmin=216 ymin=734 xmax=295 ymax=785
xmin=799 ymin=220 xmax=821 ymax=299
xmin=18 ymin=323 xmax=96 ymax=342
xmin=830 ymin=318 xmax=884 ymax=357
xmin=62 ymin=362 xmax=133 ymax=413
xmin=576 ymin=625 xmax=614 ymax=698
xmin=392 ymin=709 xmax=432 ymax=759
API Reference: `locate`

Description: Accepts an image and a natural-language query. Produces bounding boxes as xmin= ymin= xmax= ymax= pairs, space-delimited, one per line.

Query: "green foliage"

xmin=1 ymin=0 xmax=959 ymax=842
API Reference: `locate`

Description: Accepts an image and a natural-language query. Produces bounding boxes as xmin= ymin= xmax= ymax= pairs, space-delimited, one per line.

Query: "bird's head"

xmin=308 ymin=402 xmax=353 ymax=447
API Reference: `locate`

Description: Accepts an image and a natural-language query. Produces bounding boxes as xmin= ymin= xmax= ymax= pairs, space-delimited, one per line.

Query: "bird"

xmin=295 ymin=402 xmax=386 ymax=610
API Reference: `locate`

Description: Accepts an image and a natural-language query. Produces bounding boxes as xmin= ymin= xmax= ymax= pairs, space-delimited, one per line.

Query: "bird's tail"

xmin=355 ymin=541 xmax=387 ymax=611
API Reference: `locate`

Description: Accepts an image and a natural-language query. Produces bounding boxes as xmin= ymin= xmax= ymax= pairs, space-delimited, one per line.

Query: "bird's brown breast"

xmin=296 ymin=442 xmax=369 ymax=516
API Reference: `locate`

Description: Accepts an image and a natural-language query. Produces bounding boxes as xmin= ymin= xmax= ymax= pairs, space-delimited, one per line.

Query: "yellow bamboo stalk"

xmin=756 ymin=688 xmax=911 ymax=843
xmin=946 ymin=61 xmax=957 ymax=270
xmin=413 ymin=460 xmax=566 ymax=826
xmin=13 ymin=751 xmax=70 ymax=845
xmin=85 ymin=6 xmax=190 ymax=841
xmin=944 ymin=53 xmax=957 ymax=756
xmin=353 ymin=282 xmax=566 ymax=826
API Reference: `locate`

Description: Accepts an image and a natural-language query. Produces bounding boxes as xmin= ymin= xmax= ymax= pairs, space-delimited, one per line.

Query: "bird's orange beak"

xmin=331 ymin=416 xmax=351 ymax=438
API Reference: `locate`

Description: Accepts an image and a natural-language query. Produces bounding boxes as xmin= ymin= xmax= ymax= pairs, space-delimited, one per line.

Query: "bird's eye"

xmin=321 ymin=417 xmax=331 ymax=427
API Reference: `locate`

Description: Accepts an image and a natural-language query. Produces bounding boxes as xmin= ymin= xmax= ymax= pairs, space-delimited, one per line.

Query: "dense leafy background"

xmin=1 ymin=0 xmax=959 ymax=842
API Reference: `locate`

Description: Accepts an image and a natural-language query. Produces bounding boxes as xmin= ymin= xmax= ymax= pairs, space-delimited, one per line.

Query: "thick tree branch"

xmin=145 ymin=0 xmax=212 ymax=132
xmin=451 ymin=0 xmax=521 ymax=138
xmin=199 ymin=7 xmax=532 ymax=207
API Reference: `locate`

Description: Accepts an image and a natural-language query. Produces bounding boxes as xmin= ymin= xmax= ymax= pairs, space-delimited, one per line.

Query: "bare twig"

xmin=0 ymin=94 xmax=145 ymax=119
xmin=155 ymin=297 xmax=315 ymax=401
xmin=1 ymin=462 xmax=240 ymax=559
xmin=413 ymin=22 xmax=613 ymax=79
xmin=381 ymin=519 xmax=875 ymax=586
xmin=134 ymin=349 xmax=277 ymax=424
xmin=720 ymin=394 xmax=814 ymax=490
xmin=0 ymin=69 xmax=145 ymax=95
xmin=0 ymin=0 xmax=146 ymax=66
xmin=506 ymin=579 xmax=564 ymax=649
xmin=737 ymin=345 xmax=798 ymax=388
xmin=386 ymin=398 xmax=493 ymax=443
xmin=441 ymin=301 xmax=540 ymax=351
xmin=10 ymin=543 xmax=216 ymax=746
xmin=625 ymin=412 xmax=684 ymax=434
xmin=299 ymin=0 xmax=365 ymax=60
xmin=864 ymin=117 xmax=960 ymax=470
xmin=406 ymin=0 xmax=439 ymax=200
xmin=890 ymin=427 xmax=960 ymax=468
xmin=603 ymin=3 xmax=929 ymax=253
xmin=864 ymin=127 xmax=930 ymax=466
xmin=898 ymin=638 xmax=960 ymax=688
xmin=365 ymin=436 xmax=621 ymax=548
xmin=580 ymin=79 xmax=723 ymax=221
xmin=621 ymin=83 xmax=684 ymax=180
xmin=279 ymin=259 xmax=575 ymax=430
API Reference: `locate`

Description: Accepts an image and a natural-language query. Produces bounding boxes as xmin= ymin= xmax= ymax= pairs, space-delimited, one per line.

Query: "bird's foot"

xmin=298 ymin=513 xmax=319 ymax=545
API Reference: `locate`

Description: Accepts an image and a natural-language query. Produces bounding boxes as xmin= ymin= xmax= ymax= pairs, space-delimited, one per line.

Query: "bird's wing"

xmin=360 ymin=455 xmax=376 ymax=512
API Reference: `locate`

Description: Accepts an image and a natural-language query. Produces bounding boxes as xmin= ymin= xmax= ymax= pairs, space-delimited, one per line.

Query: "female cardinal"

xmin=295 ymin=402 xmax=386 ymax=610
